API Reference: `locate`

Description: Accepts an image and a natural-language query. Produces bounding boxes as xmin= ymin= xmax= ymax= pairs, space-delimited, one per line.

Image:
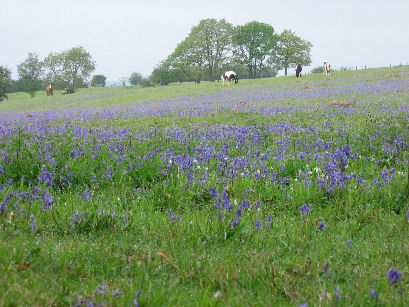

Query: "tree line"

xmin=0 ymin=46 xmax=96 ymax=100
xmin=0 ymin=19 xmax=313 ymax=101
xmin=149 ymin=19 xmax=312 ymax=85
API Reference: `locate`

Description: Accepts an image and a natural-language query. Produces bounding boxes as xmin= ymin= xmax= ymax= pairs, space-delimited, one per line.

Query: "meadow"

xmin=0 ymin=66 xmax=409 ymax=306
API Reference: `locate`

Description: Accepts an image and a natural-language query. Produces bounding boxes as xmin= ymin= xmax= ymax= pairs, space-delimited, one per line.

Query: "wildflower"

xmin=406 ymin=210 xmax=409 ymax=222
xmin=300 ymin=204 xmax=310 ymax=216
xmin=324 ymin=264 xmax=329 ymax=276
xmin=254 ymin=200 xmax=261 ymax=210
xmin=167 ymin=209 xmax=176 ymax=222
xmin=334 ymin=285 xmax=341 ymax=300
xmin=81 ymin=189 xmax=92 ymax=200
xmin=133 ymin=290 xmax=142 ymax=307
xmin=298 ymin=303 xmax=307 ymax=307
xmin=30 ymin=215 xmax=37 ymax=230
xmin=255 ymin=216 xmax=262 ymax=229
xmin=370 ymin=289 xmax=376 ymax=299
xmin=387 ymin=268 xmax=402 ymax=285
xmin=94 ymin=282 xmax=106 ymax=295
xmin=113 ymin=288 xmax=124 ymax=296
xmin=318 ymin=223 xmax=325 ymax=231
xmin=230 ymin=218 xmax=239 ymax=227
xmin=209 ymin=188 xmax=218 ymax=198
xmin=345 ymin=240 xmax=353 ymax=249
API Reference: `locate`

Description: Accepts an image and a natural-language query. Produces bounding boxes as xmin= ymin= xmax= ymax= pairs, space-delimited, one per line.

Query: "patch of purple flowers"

xmin=300 ymin=204 xmax=310 ymax=216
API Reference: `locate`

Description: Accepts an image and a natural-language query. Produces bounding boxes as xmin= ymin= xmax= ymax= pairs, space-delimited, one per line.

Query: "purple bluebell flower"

xmin=324 ymin=264 xmax=329 ymax=276
xmin=255 ymin=216 xmax=262 ymax=229
xmin=370 ymin=289 xmax=376 ymax=299
xmin=254 ymin=200 xmax=261 ymax=210
xmin=300 ymin=204 xmax=310 ymax=216
xmin=167 ymin=209 xmax=176 ymax=222
xmin=318 ymin=223 xmax=325 ymax=231
xmin=406 ymin=210 xmax=409 ymax=222
xmin=94 ymin=282 xmax=106 ymax=295
xmin=81 ymin=189 xmax=92 ymax=200
xmin=297 ymin=303 xmax=307 ymax=307
xmin=230 ymin=218 xmax=239 ymax=227
xmin=387 ymin=268 xmax=402 ymax=285
xmin=345 ymin=240 xmax=353 ymax=249
xmin=334 ymin=285 xmax=341 ymax=300
xmin=133 ymin=289 xmax=142 ymax=307
xmin=113 ymin=288 xmax=124 ymax=296
xmin=209 ymin=187 xmax=218 ymax=198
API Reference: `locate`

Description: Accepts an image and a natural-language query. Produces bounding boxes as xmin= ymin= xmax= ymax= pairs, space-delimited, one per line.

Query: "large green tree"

xmin=43 ymin=46 xmax=96 ymax=93
xmin=166 ymin=18 xmax=233 ymax=83
xmin=233 ymin=21 xmax=278 ymax=79
xmin=91 ymin=74 xmax=107 ymax=87
xmin=274 ymin=29 xmax=312 ymax=76
xmin=17 ymin=53 xmax=43 ymax=98
xmin=0 ymin=66 xmax=12 ymax=101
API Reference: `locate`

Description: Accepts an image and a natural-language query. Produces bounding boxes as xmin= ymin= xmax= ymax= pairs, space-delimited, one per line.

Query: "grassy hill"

xmin=0 ymin=66 xmax=409 ymax=306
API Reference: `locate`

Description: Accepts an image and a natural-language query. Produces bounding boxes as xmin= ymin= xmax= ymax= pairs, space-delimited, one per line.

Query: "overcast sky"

xmin=1 ymin=0 xmax=409 ymax=82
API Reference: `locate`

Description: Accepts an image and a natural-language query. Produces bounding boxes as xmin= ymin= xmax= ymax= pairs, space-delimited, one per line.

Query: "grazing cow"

xmin=323 ymin=61 xmax=331 ymax=76
xmin=2 ymin=94 xmax=8 ymax=101
xmin=295 ymin=64 xmax=302 ymax=79
xmin=221 ymin=71 xmax=238 ymax=85
xmin=46 ymin=84 xmax=53 ymax=97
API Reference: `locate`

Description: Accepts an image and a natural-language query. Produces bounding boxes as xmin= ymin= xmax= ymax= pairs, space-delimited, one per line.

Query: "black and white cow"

xmin=323 ymin=61 xmax=331 ymax=76
xmin=295 ymin=64 xmax=302 ymax=79
xmin=221 ymin=71 xmax=238 ymax=85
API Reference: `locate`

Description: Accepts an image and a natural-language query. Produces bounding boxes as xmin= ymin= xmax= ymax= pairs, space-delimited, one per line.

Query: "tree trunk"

xmin=284 ymin=67 xmax=288 ymax=76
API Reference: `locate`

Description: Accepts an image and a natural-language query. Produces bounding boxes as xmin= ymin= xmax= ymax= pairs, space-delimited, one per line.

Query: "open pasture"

xmin=1 ymin=67 xmax=409 ymax=306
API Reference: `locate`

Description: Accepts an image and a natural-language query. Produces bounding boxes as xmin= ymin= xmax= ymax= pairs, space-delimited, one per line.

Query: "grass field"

xmin=1 ymin=66 xmax=409 ymax=306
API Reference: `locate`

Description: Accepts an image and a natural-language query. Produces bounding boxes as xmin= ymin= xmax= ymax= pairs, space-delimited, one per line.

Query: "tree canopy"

xmin=0 ymin=66 xmax=12 ymax=101
xmin=91 ymin=75 xmax=107 ymax=87
xmin=150 ymin=20 xmax=313 ymax=84
xmin=165 ymin=18 xmax=234 ymax=83
xmin=129 ymin=72 xmax=143 ymax=85
xmin=273 ymin=29 xmax=313 ymax=76
xmin=17 ymin=53 xmax=43 ymax=98
xmin=233 ymin=21 xmax=278 ymax=79
xmin=43 ymin=46 xmax=96 ymax=93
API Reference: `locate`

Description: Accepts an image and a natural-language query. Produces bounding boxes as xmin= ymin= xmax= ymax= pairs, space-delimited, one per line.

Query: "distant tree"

xmin=0 ymin=65 xmax=12 ymax=101
xmin=119 ymin=77 xmax=128 ymax=87
xmin=311 ymin=66 xmax=324 ymax=74
xmin=129 ymin=72 xmax=143 ymax=85
xmin=165 ymin=18 xmax=233 ymax=83
xmin=43 ymin=46 xmax=96 ymax=93
xmin=140 ymin=77 xmax=153 ymax=88
xmin=260 ymin=65 xmax=278 ymax=78
xmin=17 ymin=53 xmax=43 ymax=98
xmin=273 ymin=29 xmax=312 ymax=76
xmin=233 ymin=21 xmax=279 ymax=79
xmin=91 ymin=74 xmax=107 ymax=87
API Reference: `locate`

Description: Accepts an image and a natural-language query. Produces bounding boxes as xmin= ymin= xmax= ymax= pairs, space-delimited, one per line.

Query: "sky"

xmin=1 ymin=0 xmax=409 ymax=82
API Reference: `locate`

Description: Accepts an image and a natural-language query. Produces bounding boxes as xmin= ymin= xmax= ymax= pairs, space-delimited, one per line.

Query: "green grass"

xmin=1 ymin=66 xmax=409 ymax=306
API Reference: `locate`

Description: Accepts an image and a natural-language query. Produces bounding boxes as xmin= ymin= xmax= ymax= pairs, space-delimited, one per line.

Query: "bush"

xmin=140 ymin=78 xmax=153 ymax=88
xmin=311 ymin=66 xmax=324 ymax=74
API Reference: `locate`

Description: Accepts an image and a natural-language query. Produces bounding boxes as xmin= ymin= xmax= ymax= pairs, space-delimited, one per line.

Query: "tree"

xmin=311 ymin=66 xmax=324 ymax=74
xmin=273 ymin=29 xmax=312 ymax=76
xmin=129 ymin=72 xmax=143 ymax=85
xmin=233 ymin=21 xmax=279 ymax=79
xmin=91 ymin=75 xmax=107 ymax=87
xmin=17 ymin=53 xmax=43 ymax=98
xmin=165 ymin=18 xmax=233 ymax=83
xmin=0 ymin=66 xmax=12 ymax=101
xmin=43 ymin=46 xmax=96 ymax=93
